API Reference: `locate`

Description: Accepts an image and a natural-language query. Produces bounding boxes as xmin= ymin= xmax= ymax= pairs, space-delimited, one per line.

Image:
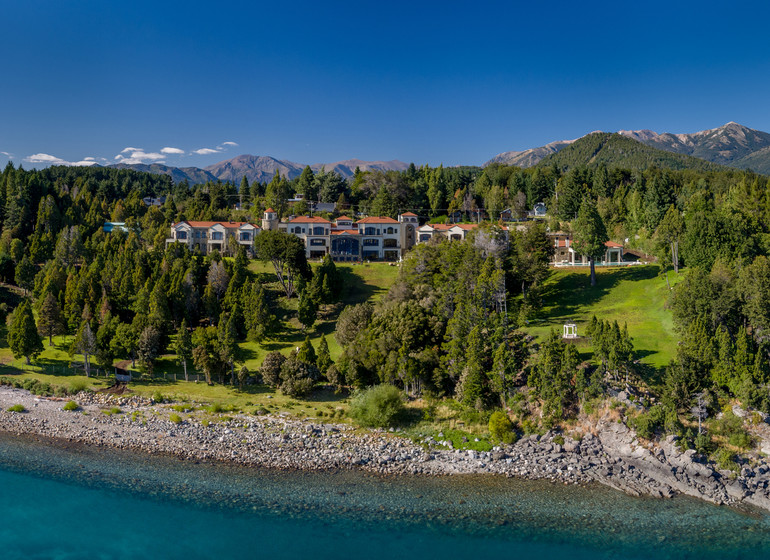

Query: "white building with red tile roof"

xmin=166 ymin=221 xmax=260 ymax=255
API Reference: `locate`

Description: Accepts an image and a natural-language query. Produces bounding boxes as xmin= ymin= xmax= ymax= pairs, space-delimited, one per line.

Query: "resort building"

xmin=262 ymin=210 xmax=418 ymax=261
xmin=548 ymin=232 xmax=625 ymax=265
xmin=166 ymin=221 xmax=260 ymax=255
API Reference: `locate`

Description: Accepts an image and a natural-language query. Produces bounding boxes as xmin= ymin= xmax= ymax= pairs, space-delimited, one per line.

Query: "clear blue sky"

xmin=2 ymin=0 xmax=769 ymax=169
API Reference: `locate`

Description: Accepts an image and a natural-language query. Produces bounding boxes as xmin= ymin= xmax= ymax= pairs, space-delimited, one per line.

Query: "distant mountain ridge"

xmin=538 ymin=133 xmax=726 ymax=173
xmin=109 ymin=155 xmax=410 ymax=185
xmin=488 ymin=122 xmax=770 ymax=174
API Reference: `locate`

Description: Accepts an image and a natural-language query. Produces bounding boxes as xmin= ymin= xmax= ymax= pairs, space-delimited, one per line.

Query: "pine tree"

xmin=317 ymin=334 xmax=333 ymax=374
xmin=572 ymin=198 xmax=609 ymax=286
xmin=297 ymin=335 xmax=317 ymax=365
xmin=37 ymin=291 xmax=65 ymax=346
xmin=8 ymin=300 xmax=44 ymax=365
xmin=218 ymin=312 xmax=239 ymax=384
xmin=173 ymin=319 xmax=193 ymax=381
xmin=298 ymin=290 xmax=317 ymax=331
xmin=71 ymin=319 xmax=96 ymax=376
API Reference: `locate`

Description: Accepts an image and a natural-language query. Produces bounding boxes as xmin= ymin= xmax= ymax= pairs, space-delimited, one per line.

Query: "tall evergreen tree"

xmin=8 ymin=300 xmax=44 ymax=365
xmin=37 ymin=291 xmax=65 ymax=346
xmin=572 ymin=198 xmax=609 ymax=286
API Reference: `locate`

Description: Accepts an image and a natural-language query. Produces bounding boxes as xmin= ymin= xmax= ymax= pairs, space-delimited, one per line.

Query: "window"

xmin=419 ymin=234 xmax=431 ymax=242
xmin=211 ymin=231 xmax=223 ymax=241
xmin=386 ymin=227 xmax=394 ymax=234
xmin=313 ymin=226 xmax=326 ymax=236
xmin=364 ymin=227 xmax=376 ymax=235
xmin=310 ymin=239 xmax=326 ymax=246
xmin=293 ymin=226 xmax=303 ymax=234
xmin=363 ymin=238 xmax=379 ymax=246
xmin=383 ymin=238 xmax=398 ymax=248
xmin=177 ymin=231 xmax=187 ymax=240
xmin=240 ymin=232 xmax=251 ymax=241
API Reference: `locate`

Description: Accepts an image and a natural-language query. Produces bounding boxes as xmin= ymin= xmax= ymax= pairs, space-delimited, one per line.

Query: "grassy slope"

xmin=524 ymin=265 xmax=681 ymax=372
xmin=0 ymin=263 xmax=401 ymax=412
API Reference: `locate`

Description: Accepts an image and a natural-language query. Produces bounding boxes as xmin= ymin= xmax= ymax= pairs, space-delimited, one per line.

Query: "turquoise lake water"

xmin=1 ymin=432 xmax=769 ymax=559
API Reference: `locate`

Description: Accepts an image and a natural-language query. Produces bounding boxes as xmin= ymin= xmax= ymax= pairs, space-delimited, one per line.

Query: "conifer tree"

xmin=8 ymin=300 xmax=43 ymax=365
xmin=317 ymin=334 xmax=333 ymax=374
xmin=37 ymin=291 xmax=65 ymax=346
xmin=173 ymin=319 xmax=193 ymax=381
xmin=297 ymin=335 xmax=317 ymax=365
xmin=298 ymin=289 xmax=317 ymax=331
xmin=572 ymin=198 xmax=609 ymax=286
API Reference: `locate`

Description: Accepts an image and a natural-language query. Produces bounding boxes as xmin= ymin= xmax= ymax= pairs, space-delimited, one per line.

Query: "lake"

xmin=1 ymin=431 xmax=768 ymax=559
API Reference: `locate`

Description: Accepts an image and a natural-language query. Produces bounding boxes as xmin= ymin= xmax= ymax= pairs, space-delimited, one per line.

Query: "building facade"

xmin=166 ymin=221 xmax=260 ymax=255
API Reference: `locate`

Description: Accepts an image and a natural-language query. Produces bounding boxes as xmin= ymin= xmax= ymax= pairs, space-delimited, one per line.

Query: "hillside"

xmin=620 ymin=122 xmax=770 ymax=170
xmin=485 ymin=139 xmax=575 ymax=167
xmin=525 ymin=265 xmax=679 ymax=371
xmin=538 ymin=132 xmax=726 ymax=172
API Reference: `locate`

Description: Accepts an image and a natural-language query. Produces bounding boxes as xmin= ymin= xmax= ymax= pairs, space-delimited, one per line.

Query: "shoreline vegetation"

xmin=3 ymin=385 xmax=770 ymax=513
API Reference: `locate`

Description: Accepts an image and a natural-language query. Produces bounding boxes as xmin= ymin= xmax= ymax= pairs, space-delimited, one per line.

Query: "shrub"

xmin=553 ymin=435 xmax=565 ymax=446
xmin=279 ymin=357 xmax=320 ymax=398
xmin=62 ymin=400 xmax=79 ymax=412
xmin=69 ymin=379 xmax=89 ymax=394
xmin=152 ymin=391 xmax=164 ymax=403
xmin=103 ymin=407 xmax=122 ymax=416
xmin=488 ymin=410 xmax=516 ymax=444
xmin=260 ymin=351 xmax=287 ymax=388
xmin=169 ymin=413 xmax=182 ymax=424
xmin=7 ymin=404 xmax=25 ymax=413
xmin=349 ymin=385 xmax=405 ymax=427
xmin=713 ymin=447 xmax=740 ymax=473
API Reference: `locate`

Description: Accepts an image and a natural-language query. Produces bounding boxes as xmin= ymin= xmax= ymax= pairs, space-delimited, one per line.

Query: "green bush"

xmin=69 ymin=379 xmax=89 ymax=394
xmin=169 ymin=413 xmax=182 ymax=424
xmin=713 ymin=447 xmax=740 ymax=473
xmin=713 ymin=411 xmax=754 ymax=450
xmin=152 ymin=391 xmax=164 ymax=403
xmin=62 ymin=400 xmax=79 ymax=411
xmin=349 ymin=385 xmax=405 ymax=427
xmin=488 ymin=411 xmax=516 ymax=444
xmin=553 ymin=435 xmax=565 ymax=446
xmin=7 ymin=404 xmax=25 ymax=413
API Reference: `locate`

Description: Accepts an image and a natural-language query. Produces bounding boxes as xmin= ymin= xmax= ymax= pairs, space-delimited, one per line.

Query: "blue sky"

xmin=2 ymin=0 xmax=769 ymax=169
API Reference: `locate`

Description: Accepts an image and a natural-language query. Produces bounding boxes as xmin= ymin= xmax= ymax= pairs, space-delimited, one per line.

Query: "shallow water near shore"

xmin=1 ymin=432 xmax=769 ymax=559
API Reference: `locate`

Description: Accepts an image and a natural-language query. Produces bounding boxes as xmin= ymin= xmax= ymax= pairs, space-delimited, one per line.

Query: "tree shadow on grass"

xmin=338 ymin=267 xmax=385 ymax=305
xmin=539 ymin=265 xmax=659 ymax=323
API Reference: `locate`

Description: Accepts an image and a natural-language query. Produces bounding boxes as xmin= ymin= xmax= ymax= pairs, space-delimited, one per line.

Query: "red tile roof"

xmin=288 ymin=216 xmax=331 ymax=224
xmin=356 ymin=217 xmax=399 ymax=224
xmin=177 ymin=221 xmax=257 ymax=229
xmin=400 ymin=212 xmax=418 ymax=217
xmin=605 ymin=241 xmax=623 ymax=248
xmin=336 ymin=216 xmax=353 ymax=221
xmin=265 ymin=208 xmax=275 ymax=213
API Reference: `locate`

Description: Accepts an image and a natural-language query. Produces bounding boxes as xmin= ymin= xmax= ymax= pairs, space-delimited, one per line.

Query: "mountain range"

xmin=106 ymin=122 xmax=770 ymax=185
xmin=110 ymin=156 xmax=410 ymax=185
xmin=487 ymin=122 xmax=770 ymax=174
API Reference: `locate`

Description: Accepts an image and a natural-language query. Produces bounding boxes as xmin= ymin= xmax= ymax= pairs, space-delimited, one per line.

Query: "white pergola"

xmin=563 ymin=324 xmax=578 ymax=339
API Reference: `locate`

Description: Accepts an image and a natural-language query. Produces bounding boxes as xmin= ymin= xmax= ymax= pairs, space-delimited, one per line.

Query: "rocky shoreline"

xmin=2 ymin=386 xmax=770 ymax=512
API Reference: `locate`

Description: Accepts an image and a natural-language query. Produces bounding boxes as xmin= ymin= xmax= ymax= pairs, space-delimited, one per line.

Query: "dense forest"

xmin=2 ymin=156 xmax=770 ymax=457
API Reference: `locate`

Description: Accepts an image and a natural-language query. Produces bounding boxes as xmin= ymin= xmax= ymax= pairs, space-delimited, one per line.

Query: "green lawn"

xmin=0 ymin=262 xmax=402 ymax=411
xmin=524 ymin=265 xmax=682 ymax=371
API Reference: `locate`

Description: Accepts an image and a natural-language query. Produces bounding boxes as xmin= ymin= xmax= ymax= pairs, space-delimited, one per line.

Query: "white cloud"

xmin=222 ymin=141 xmax=238 ymax=146
xmin=24 ymin=153 xmax=98 ymax=167
xmin=192 ymin=148 xmax=220 ymax=155
xmin=114 ymin=148 xmax=167 ymax=165
xmin=161 ymin=147 xmax=185 ymax=155
xmin=1 ymin=151 xmax=12 ymax=158
xmin=83 ymin=157 xmax=95 ymax=161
